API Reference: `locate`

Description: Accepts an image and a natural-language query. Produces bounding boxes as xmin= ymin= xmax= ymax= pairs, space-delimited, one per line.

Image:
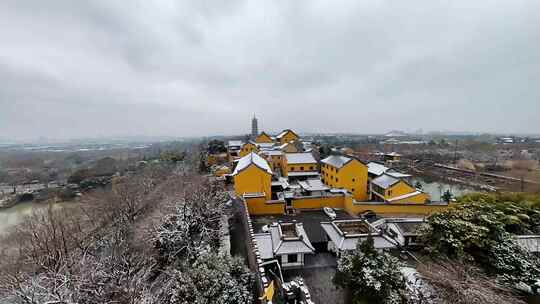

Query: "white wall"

xmin=280 ymin=253 xmax=304 ymax=268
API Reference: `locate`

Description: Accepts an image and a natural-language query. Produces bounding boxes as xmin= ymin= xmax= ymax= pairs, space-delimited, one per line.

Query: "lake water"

xmin=0 ymin=202 xmax=66 ymax=237
xmin=0 ymin=202 xmax=42 ymax=236
xmin=410 ymin=177 xmax=476 ymax=201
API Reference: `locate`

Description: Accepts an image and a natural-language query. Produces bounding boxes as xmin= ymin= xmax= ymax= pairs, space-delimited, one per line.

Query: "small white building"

xmin=370 ymin=218 xmax=426 ymax=247
xmin=254 ymin=222 xmax=315 ymax=269
xmin=320 ymin=219 xmax=396 ymax=255
xmin=227 ymin=140 xmax=244 ymax=159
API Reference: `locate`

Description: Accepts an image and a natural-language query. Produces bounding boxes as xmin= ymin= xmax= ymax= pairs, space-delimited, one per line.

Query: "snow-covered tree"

xmin=153 ymin=180 xmax=228 ymax=263
xmin=158 ymin=253 xmax=253 ymax=304
xmin=419 ymin=198 xmax=540 ymax=291
xmin=334 ymin=237 xmax=407 ymax=304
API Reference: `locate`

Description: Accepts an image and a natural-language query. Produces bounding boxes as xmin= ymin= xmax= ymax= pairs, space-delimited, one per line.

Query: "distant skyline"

xmin=2 ymin=127 xmax=539 ymax=144
xmin=1 ymin=0 xmax=540 ymax=140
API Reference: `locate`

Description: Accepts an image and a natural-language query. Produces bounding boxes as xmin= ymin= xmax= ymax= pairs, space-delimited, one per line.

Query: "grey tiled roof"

xmin=321 ymin=220 xmax=396 ymax=251
xmin=254 ymin=233 xmax=274 ymax=259
xmin=371 ymin=174 xmax=399 ymax=189
xmin=321 ymin=155 xmax=352 ymax=169
xmin=367 ymin=162 xmax=389 ymax=176
xmin=285 ymin=152 xmax=317 ymax=164
xmin=299 ymin=179 xmax=330 ymax=191
xmin=269 ymin=223 xmax=315 ymax=255
xmin=228 ymin=140 xmax=244 ymax=147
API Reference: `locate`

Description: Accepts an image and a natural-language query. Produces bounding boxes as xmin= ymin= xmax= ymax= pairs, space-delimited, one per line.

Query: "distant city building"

xmin=251 ymin=114 xmax=258 ymax=139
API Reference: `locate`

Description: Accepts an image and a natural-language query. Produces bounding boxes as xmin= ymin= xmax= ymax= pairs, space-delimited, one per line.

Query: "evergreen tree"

xmin=441 ymin=190 xmax=452 ymax=202
xmin=334 ymin=237 xmax=407 ymax=304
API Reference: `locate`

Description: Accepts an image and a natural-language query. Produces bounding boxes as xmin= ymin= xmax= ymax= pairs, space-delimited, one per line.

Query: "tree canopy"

xmin=334 ymin=237 xmax=407 ymax=304
xmin=419 ymin=193 xmax=540 ymax=290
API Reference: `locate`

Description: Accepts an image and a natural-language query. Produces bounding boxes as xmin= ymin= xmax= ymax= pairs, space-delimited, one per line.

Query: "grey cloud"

xmin=1 ymin=0 xmax=539 ymax=140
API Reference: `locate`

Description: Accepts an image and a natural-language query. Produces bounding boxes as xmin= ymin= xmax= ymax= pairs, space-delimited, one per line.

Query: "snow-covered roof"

xmin=279 ymin=140 xmax=299 ymax=150
xmin=276 ymin=130 xmax=289 ymax=139
xmin=271 ymin=177 xmax=289 ymax=189
xmin=371 ymin=218 xmax=425 ymax=237
xmin=285 ymin=152 xmax=317 ymax=164
xmin=387 ymin=191 xmax=423 ymax=202
xmin=257 ymin=131 xmax=272 ymax=138
xmin=232 ymin=152 xmax=273 ymax=176
xmin=254 ymin=233 xmax=274 ymax=259
xmin=367 ymin=162 xmax=390 ymax=176
xmin=257 ymin=143 xmax=275 ymax=150
xmin=267 ymin=223 xmax=315 ymax=256
xmin=371 ymin=174 xmax=400 ymax=189
xmin=263 ymin=150 xmax=283 ymax=156
xmin=321 ymin=220 xmax=395 ymax=251
xmin=276 ymin=129 xmax=297 ymax=139
xmin=321 ymin=155 xmax=352 ymax=169
xmin=228 ymin=140 xmax=243 ymax=147
xmin=386 ymin=171 xmax=412 ymax=179
xmin=298 ymin=179 xmax=330 ymax=192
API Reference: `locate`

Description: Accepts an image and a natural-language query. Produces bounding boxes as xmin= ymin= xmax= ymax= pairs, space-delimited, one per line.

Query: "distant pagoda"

xmin=251 ymin=114 xmax=258 ymax=139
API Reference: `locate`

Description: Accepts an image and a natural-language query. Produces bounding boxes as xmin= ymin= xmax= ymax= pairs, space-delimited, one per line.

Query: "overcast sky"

xmin=1 ymin=0 xmax=539 ymax=140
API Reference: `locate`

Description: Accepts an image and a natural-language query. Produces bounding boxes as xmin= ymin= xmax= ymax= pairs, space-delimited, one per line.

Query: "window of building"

xmin=288 ymin=254 xmax=298 ymax=263
xmin=336 ymin=178 xmax=339 ymax=182
xmin=388 ymin=190 xmax=392 ymax=196
xmin=352 ymin=188 xmax=355 ymax=192
xmin=300 ymin=166 xmax=304 ymax=170
xmin=352 ymin=178 xmax=355 ymax=182
xmin=291 ymin=167 xmax=295 ymax=171
xmin=310 ymin=166 xmax=314 ymax=170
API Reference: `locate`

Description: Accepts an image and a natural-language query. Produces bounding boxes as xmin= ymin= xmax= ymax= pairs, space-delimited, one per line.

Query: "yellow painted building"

xmin=282 ymin=152 xmax=318 ymax=177
xmin=280 ymin=141 xmax=301 ymax=153
xmin=243 ymin=190 xmax=447 ymax=216
xmin=239 ymin=142 xmax=259 ymax=158
xmin=232 ymin=127 xmax=446 ymax=217
xmin=343 ymin=196 xmax=449 ymax=216
xmin=276 ymin=129 xmax=299 ymax=145
xmin=371 ymin=174 xmax=429 ymax=204
xmin=255 ymin=132 xmax=274 ymax=143
xmin=233 ymin=152 xmax=273 ymax=200
xmin=321 ymin=155 xmax=369 ymax=201
xmin=244 ymin=195 xmax=285 ymax=215
xmin=262 ymin=150 xmax=284 ymax=172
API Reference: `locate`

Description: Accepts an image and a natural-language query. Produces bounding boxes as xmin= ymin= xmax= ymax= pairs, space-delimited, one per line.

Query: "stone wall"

xmin=237 ymin=197 xmax=271 ymax=303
